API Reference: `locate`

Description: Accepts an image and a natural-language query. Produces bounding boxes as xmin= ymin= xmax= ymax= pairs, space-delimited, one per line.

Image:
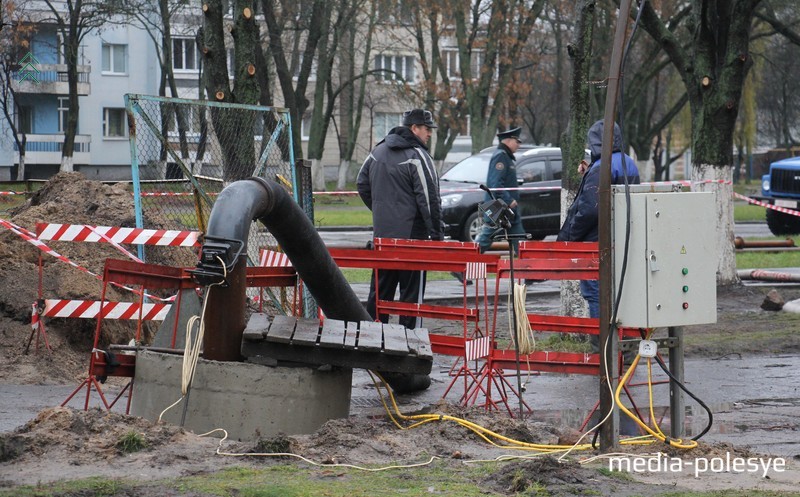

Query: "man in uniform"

xmin=476 ymin=127 xmax=525 ymax=254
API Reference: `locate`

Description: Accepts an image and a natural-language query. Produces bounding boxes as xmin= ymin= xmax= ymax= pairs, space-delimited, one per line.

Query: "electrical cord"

xmin=158 ymin=256 xmax=227 ymax=422
xmin=638 ymin=330 xmax=714 ymax=441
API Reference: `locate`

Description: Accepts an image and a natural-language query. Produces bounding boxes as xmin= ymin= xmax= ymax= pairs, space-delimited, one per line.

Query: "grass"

xmin=5 ymin=465 xmax=798 ymax=497
xmin=116 ymin=430 xmax=148 ymax=454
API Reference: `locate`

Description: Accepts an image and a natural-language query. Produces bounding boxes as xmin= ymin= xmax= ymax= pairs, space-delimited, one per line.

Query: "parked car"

xmin=757 ymin=156 xmax=800 ymax=235
xmin=440 ymin=145 xmax=564 ymax=241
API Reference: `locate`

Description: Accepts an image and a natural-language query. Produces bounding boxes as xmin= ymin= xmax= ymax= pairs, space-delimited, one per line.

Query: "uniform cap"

xmin=497 ymin=127 xmax=522 ymax=142
xmin=402 ymin=109 xmax=438 ymax=128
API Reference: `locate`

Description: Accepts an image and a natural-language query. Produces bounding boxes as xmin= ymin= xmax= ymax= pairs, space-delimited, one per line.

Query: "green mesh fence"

xmin=125 ymin=94 xmax=311 ymax=316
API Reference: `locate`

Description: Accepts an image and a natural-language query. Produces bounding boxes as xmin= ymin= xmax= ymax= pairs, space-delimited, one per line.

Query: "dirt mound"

xmin=0 ymin=173 xmax=187 ymax=385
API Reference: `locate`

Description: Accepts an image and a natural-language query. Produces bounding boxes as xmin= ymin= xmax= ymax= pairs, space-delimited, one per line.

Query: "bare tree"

xmin=634 ymin=0 xmax=761 ymax=284
xmin=0 ymin=0 xmax=35 ymax=180
xmin=42 ymin=0 xmax=116 ymax=173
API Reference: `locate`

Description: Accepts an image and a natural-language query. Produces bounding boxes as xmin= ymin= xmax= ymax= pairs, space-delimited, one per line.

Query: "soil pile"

xmin=0 ymin=172 xmax=187 ymax=385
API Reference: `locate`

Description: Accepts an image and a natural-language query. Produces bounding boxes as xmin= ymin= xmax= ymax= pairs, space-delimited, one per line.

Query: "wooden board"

xmin=357 ymin=321 xmax=383 ymax=352
xmin=407 ymin=328 xmax=433 ymax=360
xmin=265 ymin=315 xmax=296 ymax=343
xmin=242 ymin=312 xmax=270 ymax=341
xmin=319 ymin=319 xmax=346 ymax=348
xmin=382 ymin=323 xmax=409 ymax=356
xmin=344 ymin=321 xmax=358 ymax=348
xmin=291 ymin=318 xmax=320 ymax=346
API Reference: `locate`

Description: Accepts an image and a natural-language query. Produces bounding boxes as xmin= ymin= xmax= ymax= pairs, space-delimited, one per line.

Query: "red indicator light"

xmin=682 ymin=302 xmax=689 ymax=310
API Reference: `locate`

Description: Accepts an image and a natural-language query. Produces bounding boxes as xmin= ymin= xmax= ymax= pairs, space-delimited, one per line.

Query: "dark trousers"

xmin=366 ymin=269 xmax=426 ymax=329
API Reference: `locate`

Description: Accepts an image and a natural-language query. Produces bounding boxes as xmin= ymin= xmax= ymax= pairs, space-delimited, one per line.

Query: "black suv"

xmin=440 ymin=146 xmax=563 ymax=241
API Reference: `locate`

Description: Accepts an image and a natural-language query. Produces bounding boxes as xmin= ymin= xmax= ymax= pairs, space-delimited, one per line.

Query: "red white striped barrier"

xmin=733 ymin=192 xmax=800 ymax=217
xmin=465 ymin=262 xmax=487 ymax=280
xmin=465 ymin=336 xmax=491 ymax=361
xmin=259 ymin=248 xmax=292 ymax=267
xmin=0 ymin=191 xmax=29 ymax=195
xmin=36 ymin=223 xmax=200 ymax=247
xmin=42 ymin=299 xmax=171 ymax=321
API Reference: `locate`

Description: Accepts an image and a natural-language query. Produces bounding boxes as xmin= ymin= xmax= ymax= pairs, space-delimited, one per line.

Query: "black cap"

xmin=497 ymin=127 xmax=522 ymax=142
xmin=403 ymin=109 xmax=438 ymax=128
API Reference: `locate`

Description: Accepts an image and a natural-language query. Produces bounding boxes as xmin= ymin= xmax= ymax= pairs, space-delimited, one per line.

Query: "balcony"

xmin=11 ymin=65 xmax=91 ymax=95
xmin=13 ymin=134 xmax=91 ymax=165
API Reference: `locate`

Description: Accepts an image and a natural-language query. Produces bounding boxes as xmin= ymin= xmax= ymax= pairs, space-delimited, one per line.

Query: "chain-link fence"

xmin=125 ymin=94 xmax=309 ymax=316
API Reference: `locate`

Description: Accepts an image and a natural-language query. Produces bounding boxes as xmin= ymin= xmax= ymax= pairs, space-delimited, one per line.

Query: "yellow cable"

xmin=614 ymin=331 xmax=698 ymax=449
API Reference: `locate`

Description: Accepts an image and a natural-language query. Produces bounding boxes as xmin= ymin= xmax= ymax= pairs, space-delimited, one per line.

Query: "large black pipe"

xmin=201 ymin=177 xmax=429 ymax=392
xmin=204 ymin=177 xmax=371 ymax=327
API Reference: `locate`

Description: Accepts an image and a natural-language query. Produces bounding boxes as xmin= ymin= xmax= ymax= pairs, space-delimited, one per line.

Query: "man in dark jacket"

xmin=357 ymin=108 xmax=443 ymax=330
xmin=476 ymin=126 xmax=525 ymax=254
xmin=557 ymin=119 xmax=640 ymax=352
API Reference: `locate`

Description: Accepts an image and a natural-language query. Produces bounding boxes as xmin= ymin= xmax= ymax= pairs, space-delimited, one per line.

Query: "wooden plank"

xmin=242 ymin=312 xmax=270 ymax=341
xmin=291 ymin=318 xmax=321 ymax=346
xmin=357 ymin=321 xmax=383 ymax=352
xmin=265 ymin=315 xmax=296 ymax=344
xmin=319 ymin=319 xmax=346 ymax=348
xmin=241 ymin=340 xmax=432 ymax=374
xmin=407 ymin=328 xmax=433 ymax=360
xmin=382 ymin=323 xmax=409 ymax=356
xmin=344 ymin=321 xmax=358 ymax=348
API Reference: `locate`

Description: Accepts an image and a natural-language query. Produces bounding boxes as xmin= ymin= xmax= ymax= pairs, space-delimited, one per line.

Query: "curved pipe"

xmin=202 ymin=177 xmax=370 ymax=361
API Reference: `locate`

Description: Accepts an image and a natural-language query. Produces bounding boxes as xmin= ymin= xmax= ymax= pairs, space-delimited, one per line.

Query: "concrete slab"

xmin=130 ymin=350 xmax=352 ymax=441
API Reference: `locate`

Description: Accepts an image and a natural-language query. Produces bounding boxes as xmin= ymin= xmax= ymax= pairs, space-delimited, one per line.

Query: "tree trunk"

xmin=560 ymin=0 xmax=595 ymax=317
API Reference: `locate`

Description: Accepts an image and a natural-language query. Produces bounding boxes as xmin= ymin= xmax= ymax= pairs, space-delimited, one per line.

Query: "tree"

xmin=451 ymin=0 xmax=545 ymax=151
xmin=42 ymin=0 xmax=115 ymax=173
xmin=0 ymin=1 xmax=35 ymax=180
xmin=201 ymin=0 xmax=260 ymax=182
xmin=635 ymin=0 xmax=768 ymax=284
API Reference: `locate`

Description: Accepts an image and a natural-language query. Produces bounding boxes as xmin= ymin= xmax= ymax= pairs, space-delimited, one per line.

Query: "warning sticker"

xmin=680 ymin=246 xmax=687 ymax=254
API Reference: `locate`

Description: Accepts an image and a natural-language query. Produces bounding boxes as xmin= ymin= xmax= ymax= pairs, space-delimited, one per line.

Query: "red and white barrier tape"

xmin=42 ymin=299 xmax=170 ymax=320
xmin=36 ymin=223 xmax=200 ymax=247
xmin=733 ymin=192 xmax=800 ymax=217
xmin=0 ymin=218 xmax=173 ymax=302
xmin=0 ymin=191 xmax=30 ymax=196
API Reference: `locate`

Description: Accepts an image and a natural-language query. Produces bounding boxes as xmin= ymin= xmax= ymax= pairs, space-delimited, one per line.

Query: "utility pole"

xmin=598 ymin=0 xmax=634 ymax=451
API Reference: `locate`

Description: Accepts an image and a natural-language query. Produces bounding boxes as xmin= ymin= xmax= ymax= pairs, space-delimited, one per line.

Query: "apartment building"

xmin=0 ymin=1 xmax=467 ymax=182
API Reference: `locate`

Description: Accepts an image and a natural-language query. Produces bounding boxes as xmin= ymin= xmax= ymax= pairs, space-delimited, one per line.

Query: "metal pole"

xmin=598 ymin=0 xmax=634 ymax=451
xmin=669 ymin=326 xmax=685 ymax=439
xmin=507 ymin=237 xmax=524 ymax=419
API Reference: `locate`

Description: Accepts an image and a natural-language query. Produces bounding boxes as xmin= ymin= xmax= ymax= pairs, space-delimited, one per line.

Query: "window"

xmin=102 ymin=43 xmax=127 ymax=74
xmin=17 ymin=105 xmax=32 ymax=134
xmin=301 ymin=117 xmax=312 ymax=141
xmin=517 ymin=160 xmax=546 ymax=183
xmin=442 ymin=48 xmax=487 ymax=80
xmin=374 ymin=54 xmax=415 ymax=82
xmin=58 ymin=97 xmax=70 ymax=133
xmin=377 ymin=0 xmax=413 ymax=25
xmin=292 ymin=52 xmax=317 ymax=81
xmin=550 ymin=159 xmax=562 ymax=179
xmin=173 ymin=37 xmax=198 ymax=71
xmin=373 ymin=112 xmax=402 ymax=142
xmin=103 ymin=108 xmax=126 ymax=138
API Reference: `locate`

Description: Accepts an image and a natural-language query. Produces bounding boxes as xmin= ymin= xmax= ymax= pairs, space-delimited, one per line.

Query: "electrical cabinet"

xmin=612 ymin=189 xmax=717 ymax=328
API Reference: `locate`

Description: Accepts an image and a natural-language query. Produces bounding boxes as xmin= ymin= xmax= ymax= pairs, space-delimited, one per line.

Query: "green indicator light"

xmin=682 ymin=268 xmax=689 ymax=275
xmin=683 ymin=285 xmax=689 ymax=293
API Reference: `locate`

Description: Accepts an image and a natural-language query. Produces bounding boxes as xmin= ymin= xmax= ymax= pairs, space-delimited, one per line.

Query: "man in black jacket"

xmin=357 ymin=108 xmax=443 ymax=330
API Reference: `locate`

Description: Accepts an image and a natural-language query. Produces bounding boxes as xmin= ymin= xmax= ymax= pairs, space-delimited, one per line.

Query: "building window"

xmin=373 ymin=112 xmax=402 ymax=142
xmin=103 ymin=108 xmax=126 ymax=138
xmin=173 ymin=37 xmax=198 ymax=71
xmin=17 ymin=105 xmax=32 ymax=134
xmin=377 ymin=0 xmax=413 ymax=25
xmin=58 ymin=97 xmax=70 ymax=133
xmin=293 ymin=53 xmax=317 ymax=81
xmin=301 ymin=116 xmax=312 ymax=141
xmin=374 ymin=54 xmax=415 ymax=82
xmin=102 ymin=43 xmax=127 ymax=74
xmin=442 ymin=49 xmax=488 ymax=80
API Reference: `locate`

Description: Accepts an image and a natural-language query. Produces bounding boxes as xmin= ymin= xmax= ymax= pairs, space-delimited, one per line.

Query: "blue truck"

xmin=760 ymin=156 xmax=800 ymax=235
